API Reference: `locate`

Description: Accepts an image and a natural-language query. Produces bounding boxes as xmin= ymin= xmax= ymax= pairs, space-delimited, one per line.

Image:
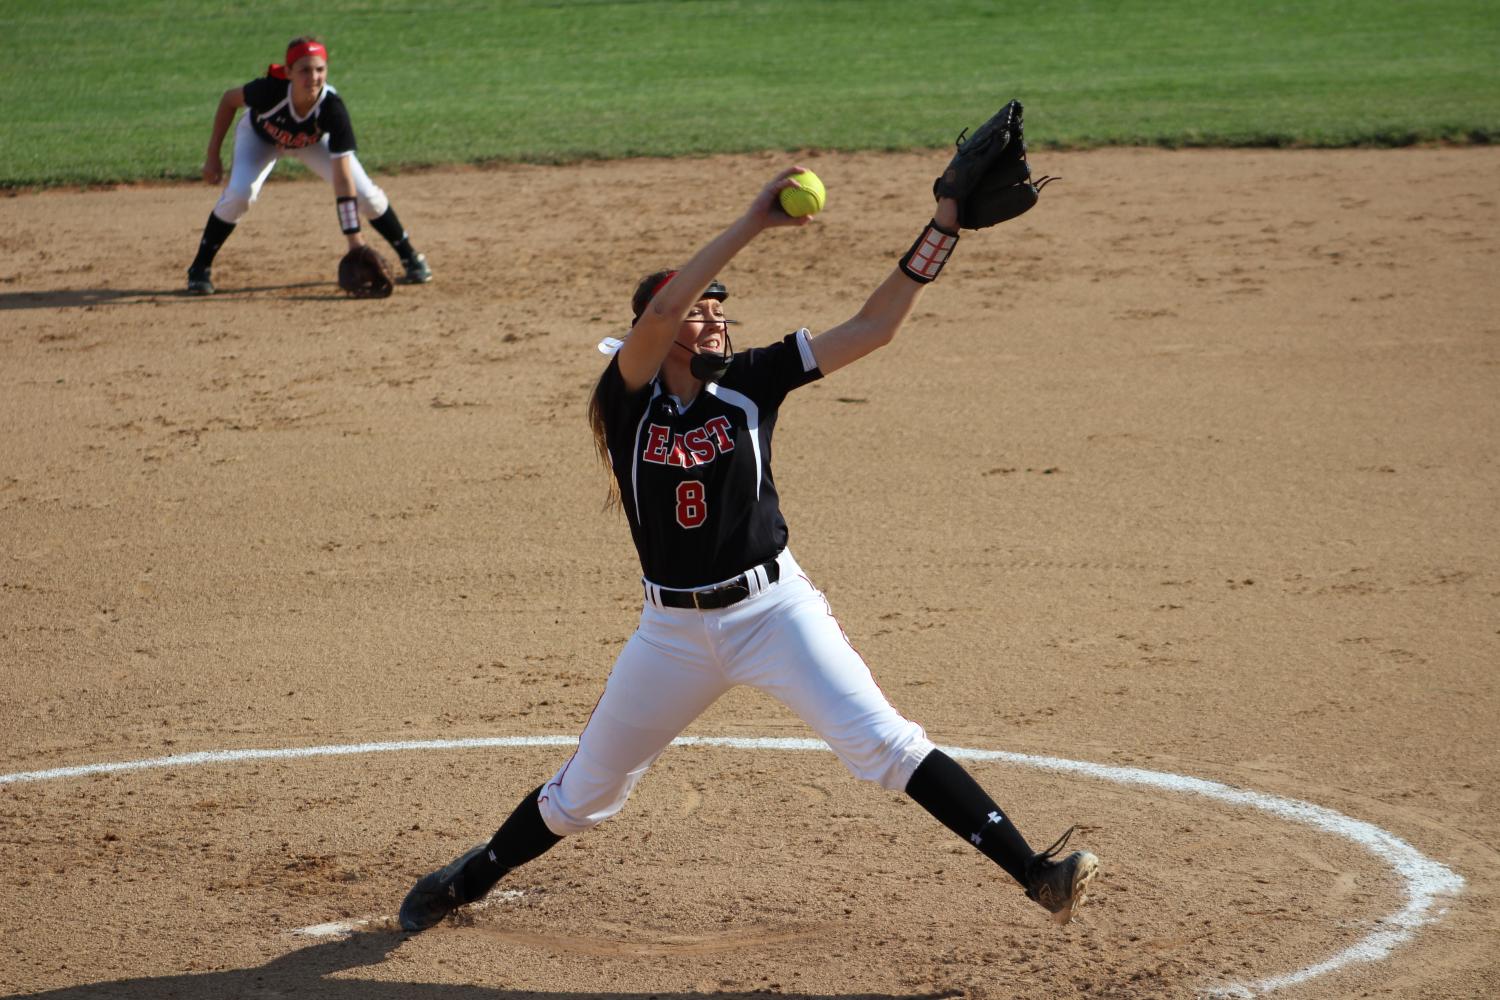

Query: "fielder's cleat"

xmin=400 ymin=252 xmax=433 ymax=284
xmin=1024 ymin=826 xmax=1099 ymax=926
xmin=186 ymin=267 xmax=215 ymax=296
xmin=398 ymin=843 xmax=494 ymax=932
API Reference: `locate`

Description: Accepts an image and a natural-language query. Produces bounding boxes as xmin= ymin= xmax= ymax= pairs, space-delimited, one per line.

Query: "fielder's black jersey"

xmin=241 ymin=77 xmax=356 ymax=154
xmin=597 ymin=329 xmax=823 ymax=589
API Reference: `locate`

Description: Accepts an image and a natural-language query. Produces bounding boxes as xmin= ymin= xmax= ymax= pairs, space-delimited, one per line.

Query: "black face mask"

xmin=689 ymin=348 xmax=733 ymax=382
xmin=677 ymin=329 xmax=734 ymax=383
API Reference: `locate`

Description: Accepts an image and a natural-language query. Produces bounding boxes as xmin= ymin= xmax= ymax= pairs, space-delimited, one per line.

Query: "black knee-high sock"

xmin=369 ymin=206 xmax=416 ymax=262
xmin=191 ymin=212 xmax=236 ymax=271
xmin=905 ymin=748 xmax=1035 ymax=885
xmin=459 ymin=784 xmax=563 ymax=897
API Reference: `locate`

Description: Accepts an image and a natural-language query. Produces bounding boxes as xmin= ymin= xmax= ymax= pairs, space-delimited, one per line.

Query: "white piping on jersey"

xmin=258 ymin=82 xmax=335 ymax=127
xmin=793 ymin=327 xmax=816 ymax=371
xmin=703 ymin=382 xmax=762 ymax=500
xmin=629 ymin=381 xmax=665 ymax=523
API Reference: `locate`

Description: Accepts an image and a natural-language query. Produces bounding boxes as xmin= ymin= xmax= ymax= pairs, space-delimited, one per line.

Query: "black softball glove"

xmin=934 ymin=99 xmax=1057 ymax=229
xmin=338 ymin=244 xmax=395 ymax=299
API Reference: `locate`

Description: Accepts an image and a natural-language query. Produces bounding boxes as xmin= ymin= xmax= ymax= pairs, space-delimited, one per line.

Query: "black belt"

xmin=654 ymin=558 xmax=781 ymax=610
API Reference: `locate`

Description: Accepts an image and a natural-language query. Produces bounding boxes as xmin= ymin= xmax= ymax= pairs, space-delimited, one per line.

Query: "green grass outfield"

xmin=2 ymin=0 xmax=1497 ymax=187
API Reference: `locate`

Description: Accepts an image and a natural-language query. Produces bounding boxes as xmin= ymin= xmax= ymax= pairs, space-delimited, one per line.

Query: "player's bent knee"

xmin=213 ymin=192 xmax=254 ymax=223
xmin=538 ymin=790 xmax=628 ymax=836
xmin=835 ymin=728 xmax=937 ymax=792
xmin=359 ymin=189 xmax=390 ymax=219
xmin=537 ymin=770 xmax=644 ymax=836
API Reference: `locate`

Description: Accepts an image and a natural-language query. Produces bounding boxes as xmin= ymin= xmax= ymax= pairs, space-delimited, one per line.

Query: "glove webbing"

xmin=899 ymin=220 xmax=960 ymax=284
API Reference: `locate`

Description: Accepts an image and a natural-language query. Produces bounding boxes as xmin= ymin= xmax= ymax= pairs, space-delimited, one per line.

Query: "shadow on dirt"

xmin=0 ymin=282 xmax=334 ymax=309
xmin=12 ymin=931 xmax=953 ymax=1000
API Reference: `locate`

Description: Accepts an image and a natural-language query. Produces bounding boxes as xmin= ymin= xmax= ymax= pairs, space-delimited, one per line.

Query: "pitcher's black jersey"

xmin=241 ymin=77 xmax=356 ymax=154
xmin=597 ymin=329 xmax=822 ymax=588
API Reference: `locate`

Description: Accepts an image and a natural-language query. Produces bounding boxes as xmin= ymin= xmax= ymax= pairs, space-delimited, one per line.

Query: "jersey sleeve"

xmin=721 ymin=328 xmax=822 ymax=406
xmin=240 ymin=76 xmax=279 ymax=113
xmin=595 ymin=355 xmax=653 ymax=441
xmin=319 ymin=93 xmax=357 ymax=155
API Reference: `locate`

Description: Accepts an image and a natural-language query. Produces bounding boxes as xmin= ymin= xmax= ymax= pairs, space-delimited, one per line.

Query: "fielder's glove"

xmin=934 ymin=99 xmax=1058 ymax=229
xmin=338 ymin=244 xmax=395 ymax=299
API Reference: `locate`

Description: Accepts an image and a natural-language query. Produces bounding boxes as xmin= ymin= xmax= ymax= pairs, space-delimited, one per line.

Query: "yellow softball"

xmin=778 ymin=170 xmax=826 ymax=218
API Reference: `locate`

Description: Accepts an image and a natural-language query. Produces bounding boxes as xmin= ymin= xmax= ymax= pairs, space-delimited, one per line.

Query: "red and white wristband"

xmin=336 ymin=196 xmax=360 ymax=234
xmin=899 ymin=219 xmax=960 ymax=284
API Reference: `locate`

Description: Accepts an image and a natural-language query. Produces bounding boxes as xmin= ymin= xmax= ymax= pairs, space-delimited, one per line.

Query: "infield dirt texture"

xmin=2 ymin=145 xmax=1497 ymax=998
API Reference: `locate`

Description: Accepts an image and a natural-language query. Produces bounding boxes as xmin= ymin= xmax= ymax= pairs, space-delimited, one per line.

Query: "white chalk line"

xmin=293 ymin=918 xmax=374 ymax=939
xmin=292 ymin=890 xmax=528 ymax=939
xmin=0 ymin=735 xmax=1464 ymax=997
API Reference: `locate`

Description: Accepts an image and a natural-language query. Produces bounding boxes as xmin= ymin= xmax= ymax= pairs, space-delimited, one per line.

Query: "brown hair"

xmin=588 ymin=270 xmax=676 ymax=510
xmin=587 ymin=370 xmax=620 ymax=511
xmin=631 ymin=268 xmax=677 ymax=325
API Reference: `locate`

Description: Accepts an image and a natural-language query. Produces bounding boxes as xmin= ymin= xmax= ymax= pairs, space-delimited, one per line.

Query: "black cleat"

xmin=186 ymin=266 xmax=215 ymax=295
xmin=398 ymin=844 xmax=494 ymax=932
xmin=1024 ymin=826 xmax=1099 ymax=925
xmin=400 ymin=252 xmax=433 ymax=284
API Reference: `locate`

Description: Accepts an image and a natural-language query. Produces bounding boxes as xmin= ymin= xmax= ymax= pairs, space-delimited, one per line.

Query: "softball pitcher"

xmin=400 ymin=106 xmax=1096 ymax=933
xmin=184 ymin=36 xmax=431 ymax=295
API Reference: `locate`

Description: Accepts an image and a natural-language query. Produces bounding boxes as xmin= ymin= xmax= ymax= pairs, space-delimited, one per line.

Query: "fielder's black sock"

xmin=905 ymin=748 xmax=1035 ymax=886
xmin=459 ymin=784 xmax=563 ymax=899
xmin=370 ymin=206 xmax=416 ymax=262
xmin=190 ymin=212 xmax=236 ymax=272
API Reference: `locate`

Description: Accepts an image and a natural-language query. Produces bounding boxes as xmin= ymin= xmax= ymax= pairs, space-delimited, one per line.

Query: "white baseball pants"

xmin=537 ymin=549 xmax=936 ymax=836
xmin=211 ymin=115 xmax=389 ymax=224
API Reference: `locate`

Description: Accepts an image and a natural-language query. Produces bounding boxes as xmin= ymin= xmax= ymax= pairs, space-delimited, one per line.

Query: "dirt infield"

xmin=2 ymin=148 xmax=1497 ymax=999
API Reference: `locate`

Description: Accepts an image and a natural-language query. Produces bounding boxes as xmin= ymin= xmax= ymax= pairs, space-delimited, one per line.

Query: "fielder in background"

xmin=399 ymin=102 xmax=1094 ymax=933
xmin=184 ymin=36 xmax=432 ymax=295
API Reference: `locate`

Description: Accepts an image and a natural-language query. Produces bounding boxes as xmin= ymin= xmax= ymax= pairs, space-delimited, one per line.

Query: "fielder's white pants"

xmin=211 ymin=115 xmax=389 ymax=224
xmin=537 ymin=549 xmax=936 ymax=836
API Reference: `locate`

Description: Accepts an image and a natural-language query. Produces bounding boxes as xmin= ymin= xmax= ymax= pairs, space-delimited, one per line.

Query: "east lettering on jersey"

xmin=597 ymin=329 xmax=822 ymax=589
xmin=640 ymin=416 xmax=735 ymax=468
